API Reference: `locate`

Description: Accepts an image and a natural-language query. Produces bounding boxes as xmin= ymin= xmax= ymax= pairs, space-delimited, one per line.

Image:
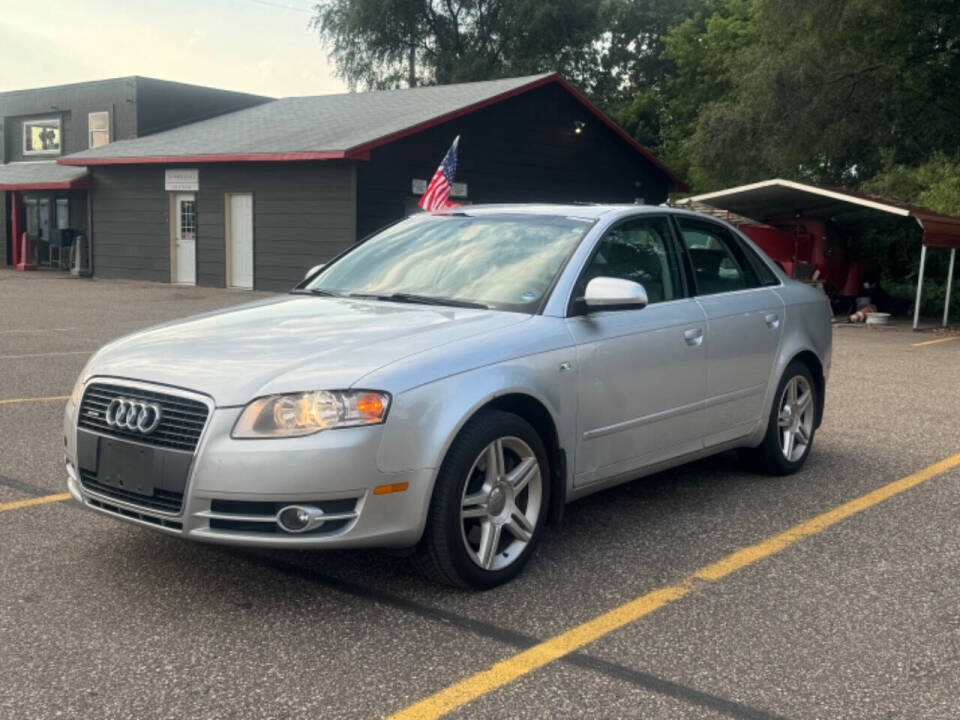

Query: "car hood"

xmin=86 ymin=295 xmax=530 ymax=406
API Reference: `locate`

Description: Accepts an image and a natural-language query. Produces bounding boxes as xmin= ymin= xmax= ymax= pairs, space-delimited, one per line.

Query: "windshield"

xmin=304 ymin=213 xmax=594 ymax=312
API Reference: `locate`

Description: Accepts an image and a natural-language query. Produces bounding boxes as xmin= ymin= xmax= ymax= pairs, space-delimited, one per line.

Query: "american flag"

xmin=418 ymin=136 xmax=460 ymax=211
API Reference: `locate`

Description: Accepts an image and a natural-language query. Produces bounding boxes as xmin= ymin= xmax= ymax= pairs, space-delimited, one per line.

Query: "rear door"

xmin=566 ymin=215 xmax=707 ymax=486
xmin=674 ymin=217 xmax=784 ymax=447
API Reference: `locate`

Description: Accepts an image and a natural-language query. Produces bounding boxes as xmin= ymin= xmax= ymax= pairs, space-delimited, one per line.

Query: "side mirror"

xmin=583 ymin=277 xmax=648 ymax=310
xmin=304 ymin=263 xmax=325 ymax=281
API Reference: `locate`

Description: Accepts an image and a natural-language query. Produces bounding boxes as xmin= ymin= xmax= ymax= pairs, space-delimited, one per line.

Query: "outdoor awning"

xmin=0 ymin=162 xmax=89 ymax=190
xmin=680 ymin=179 xmax=960 ymax=250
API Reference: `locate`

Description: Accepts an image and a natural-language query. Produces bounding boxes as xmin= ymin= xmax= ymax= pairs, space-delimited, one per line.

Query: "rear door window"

xmin=676 ymin=218 xmax=760 ymax=295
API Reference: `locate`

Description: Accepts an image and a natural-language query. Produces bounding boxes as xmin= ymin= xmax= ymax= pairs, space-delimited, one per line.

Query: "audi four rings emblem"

xmin=105 ymin=398 xmax=163 ymax=434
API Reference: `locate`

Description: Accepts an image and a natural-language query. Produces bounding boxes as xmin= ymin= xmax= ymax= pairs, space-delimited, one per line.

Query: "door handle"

xmin=764 ymin=313 xmax=780 ymax=329
xmin=683 ymin=327 xmax=704 ymax=346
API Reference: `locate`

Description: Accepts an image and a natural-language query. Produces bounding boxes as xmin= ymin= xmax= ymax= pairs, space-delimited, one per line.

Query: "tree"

xmin=864 ymin=154 xmax=960 ymax=216
xmin=310 ymin=0 xmax=607 ymax=90
xmin=664 ymin=0 xmax=960 ymax=190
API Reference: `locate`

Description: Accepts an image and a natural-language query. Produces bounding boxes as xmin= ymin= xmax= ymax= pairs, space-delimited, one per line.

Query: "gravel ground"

xmin=1 ymin=269 xmax=958 ymax=720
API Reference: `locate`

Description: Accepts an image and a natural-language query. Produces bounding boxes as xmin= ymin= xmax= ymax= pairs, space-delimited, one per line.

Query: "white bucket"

xmin=866 ymin=312 xmax=891 ymax=326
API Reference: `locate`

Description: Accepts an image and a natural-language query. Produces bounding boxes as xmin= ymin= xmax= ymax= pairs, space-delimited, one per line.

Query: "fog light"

xmin=276 ymin=505 xmax=325 ymax=533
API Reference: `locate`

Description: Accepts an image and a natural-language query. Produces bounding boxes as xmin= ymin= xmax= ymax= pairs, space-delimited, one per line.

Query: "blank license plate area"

xmin=97 ymin=439 xmax=156 ymax=497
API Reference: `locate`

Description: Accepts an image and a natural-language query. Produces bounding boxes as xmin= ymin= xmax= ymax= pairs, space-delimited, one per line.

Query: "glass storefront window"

xmin=56 ymin=199 xmax=70 ymax=229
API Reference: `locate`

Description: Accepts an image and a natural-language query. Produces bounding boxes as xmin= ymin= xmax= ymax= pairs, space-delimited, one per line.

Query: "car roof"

xmin=427 ymin=203 xmax=717 ymax=222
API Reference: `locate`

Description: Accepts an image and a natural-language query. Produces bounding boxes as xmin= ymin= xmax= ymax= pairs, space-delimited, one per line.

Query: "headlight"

xmin=232 ymin=390 xmax=391 ymax=438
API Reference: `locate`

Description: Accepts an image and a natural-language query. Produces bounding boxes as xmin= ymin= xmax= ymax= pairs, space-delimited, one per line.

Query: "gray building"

xmin=0 ymin=77 xmax=269 ymax=266
xmin=28 ymin=73 xmax=683 ymax=291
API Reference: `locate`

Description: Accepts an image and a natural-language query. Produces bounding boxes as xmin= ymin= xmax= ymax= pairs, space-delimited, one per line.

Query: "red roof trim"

xmin=0 ymin=178 xmax=90 ymax=191
xmin=58 ymin=151 xmax=351 ymax=166
xmin=344 ymin=73 xmax=688 ymax=192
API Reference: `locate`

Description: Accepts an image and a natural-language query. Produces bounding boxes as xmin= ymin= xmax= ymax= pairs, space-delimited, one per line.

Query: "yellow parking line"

xmin=0 ymin=351 xmax=92 ymax=360
xmin=0 ymin=493 xmax=70 ymax=513
xmin=387 ymin=451 xmax=960 ymax=720
xmin=912 ymin=336 xmax=960 ymax=347
xmin=0 ymin=395 xmax=69 ymax=405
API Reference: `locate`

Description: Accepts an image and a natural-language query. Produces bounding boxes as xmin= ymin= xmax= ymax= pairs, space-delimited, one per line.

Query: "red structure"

xmin=737 ymin=220 xmax=847 ymax=290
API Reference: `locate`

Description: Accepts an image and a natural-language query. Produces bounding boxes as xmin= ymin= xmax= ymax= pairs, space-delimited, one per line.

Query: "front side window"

xmin=23 ymin=118 xmax=61 ymax=155
xmin=306 ymin=213 xmax=594 ymax=312
xmin=573 ymin=216 xmax=684 ymax=305
xmin=88 ymin=111 xmax=110 ymax=148
xmin=676 ymin=218 xmax=760 ymax=295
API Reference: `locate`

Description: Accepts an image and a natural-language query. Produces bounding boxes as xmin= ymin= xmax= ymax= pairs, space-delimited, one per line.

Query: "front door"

xmin=175 ymin=193 xmax=197 ymax=285
xmin=675 ymin=217 xmax=784 ymax=446
xmin=567 ymin=215 xmax=708 ymax=487
xmin=228 ymin=193 xmax=253 ymax=289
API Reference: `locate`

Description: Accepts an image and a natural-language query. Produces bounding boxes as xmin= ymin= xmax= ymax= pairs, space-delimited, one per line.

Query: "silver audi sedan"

xmin=64 ymin=205 xmax=831 ymax=588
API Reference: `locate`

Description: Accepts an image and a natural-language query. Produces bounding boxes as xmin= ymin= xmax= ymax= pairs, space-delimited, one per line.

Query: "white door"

xmin=175 ymin=193 xmax=197 ymax=285
xmin=228 ymin=194 xmax=254 ymax=289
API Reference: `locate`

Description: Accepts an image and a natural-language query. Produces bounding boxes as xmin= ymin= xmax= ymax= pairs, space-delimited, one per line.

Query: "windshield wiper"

xmin=290 ymin=288 xmax=347 ymax=297
xmin=347 ymin=292 xmax=489 ymax=309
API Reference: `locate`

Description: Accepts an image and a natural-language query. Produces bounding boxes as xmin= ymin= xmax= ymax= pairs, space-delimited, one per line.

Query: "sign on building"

xmin=165 ymin=169 xmax=199 ymax=191
xmin=411 ymin=178 xmax=468 ymax=198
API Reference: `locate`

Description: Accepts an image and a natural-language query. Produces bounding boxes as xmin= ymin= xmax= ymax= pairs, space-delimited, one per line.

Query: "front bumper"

xmin=64 ymin=390 xmax=435 ymax=549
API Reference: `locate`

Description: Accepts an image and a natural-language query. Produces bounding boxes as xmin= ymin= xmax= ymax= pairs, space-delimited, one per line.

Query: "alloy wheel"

xmin=778 ymin=375 xmax=815 ymax=462
xmin=459 ymin=436 xmax=543 ymax=571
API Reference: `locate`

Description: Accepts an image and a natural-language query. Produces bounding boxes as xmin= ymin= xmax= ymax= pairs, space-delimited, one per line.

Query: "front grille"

xmin=80 ymin=470 xmax=183 ymax=513
xmin=78 ymin=382 xmax=209 ymax=452
xmin=86 ymin=496 xmax=183 ymax=530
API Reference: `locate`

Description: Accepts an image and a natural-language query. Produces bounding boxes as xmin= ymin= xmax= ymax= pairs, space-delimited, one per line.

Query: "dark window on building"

xmin=575 ymin=216 xmax=684 ymax=305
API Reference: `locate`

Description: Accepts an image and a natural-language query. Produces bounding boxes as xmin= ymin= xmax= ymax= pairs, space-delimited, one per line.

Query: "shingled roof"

xmin=59 ymin=73 xmax=684 ymax=189
xmin=0 ymin=161 xmax=89 ymax=190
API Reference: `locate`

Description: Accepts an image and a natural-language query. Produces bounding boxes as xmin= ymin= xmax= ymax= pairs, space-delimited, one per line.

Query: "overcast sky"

xmin=0 ymin=0 xmax=347 ymax=98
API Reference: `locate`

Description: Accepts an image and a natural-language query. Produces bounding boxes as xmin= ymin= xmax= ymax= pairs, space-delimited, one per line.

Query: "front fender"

xmin=375 ymin=349 xmax=578 ymax=483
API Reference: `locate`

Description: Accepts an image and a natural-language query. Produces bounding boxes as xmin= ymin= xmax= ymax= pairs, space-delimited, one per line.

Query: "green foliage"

xmin=863 ymin=155 xmax=960 ymax=216
xmin=311 ymin=0 xmax=608 ymax=90
xmin=668 ymin=0 xmax=960 ymax=190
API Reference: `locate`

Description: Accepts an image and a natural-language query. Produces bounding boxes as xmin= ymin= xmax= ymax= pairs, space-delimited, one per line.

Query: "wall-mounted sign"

xmin=412 ymin=178 xmax=468 ymax=198
xmin=165 ymin=168 xmax=199 ymax=192
xmin=23 ymin=118 xmax=61 ymax=155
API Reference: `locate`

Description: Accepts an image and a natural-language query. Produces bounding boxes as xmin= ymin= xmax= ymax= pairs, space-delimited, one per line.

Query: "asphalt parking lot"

xmin=2 ymin=268 xmax=959 ymax=720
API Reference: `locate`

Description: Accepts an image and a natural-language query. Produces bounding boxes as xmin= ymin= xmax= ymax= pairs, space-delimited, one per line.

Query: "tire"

xmin=411 ymin=409 xmax=551 ymax=590
xmin=744 ymin=360 xmax=819 ymax=476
